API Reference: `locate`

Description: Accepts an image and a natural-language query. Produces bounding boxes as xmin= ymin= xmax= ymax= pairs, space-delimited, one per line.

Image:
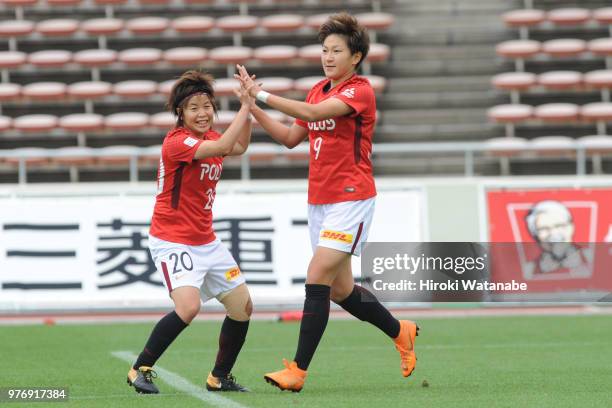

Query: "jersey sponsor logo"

xmin=308 ymin=119 xmax=336 ymax=131
xmin=200 ymin=163 xmax=222 ymax=181
xmin=341 ymin=87 xmax=355 ymax=99
xmin=320 ymin=230 xmax=354 ymax=244
xmin=225 ymin=267 xmax=241 ymax=281
xmin=184 ymin=137 xmax=198 ymax=147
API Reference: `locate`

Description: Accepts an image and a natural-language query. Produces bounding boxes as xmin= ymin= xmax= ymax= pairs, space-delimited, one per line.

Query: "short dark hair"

xmin=317 ymin=12 xmax=370 ymax=71
xmin=167 ymin=70 xmax=217 ymax=127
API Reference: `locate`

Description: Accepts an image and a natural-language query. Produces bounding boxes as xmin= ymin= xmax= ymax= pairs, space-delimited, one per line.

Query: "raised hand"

xmin=235 ymin=64 xmax=262 ymax=98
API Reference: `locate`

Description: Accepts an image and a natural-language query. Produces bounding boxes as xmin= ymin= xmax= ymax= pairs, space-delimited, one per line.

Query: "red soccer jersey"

xmin=149 ymin=127 xmax=224 ymax=245
xmin=295 ymin=75 xmax=377 ymax=204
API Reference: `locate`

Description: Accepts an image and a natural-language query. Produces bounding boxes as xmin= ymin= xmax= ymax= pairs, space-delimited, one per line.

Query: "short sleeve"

xmin=165 ymin=132 xmax=203 ymax=163
xmin=332 ymin=82 xmax=375 ymax=117
xmin=295 ymin=117 xmax=308 ymax=129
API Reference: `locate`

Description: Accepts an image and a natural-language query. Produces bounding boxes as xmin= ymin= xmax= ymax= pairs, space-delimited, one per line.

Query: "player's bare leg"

xmin=332 ymin=263 xmax=419 ymax=377
xmin=264 ymin=247 xmax=346 ymax=392
xmin=206 ymin=283 xmax=251 ymax=392
xmin=128 ymin=287 xmax=198 ymax=394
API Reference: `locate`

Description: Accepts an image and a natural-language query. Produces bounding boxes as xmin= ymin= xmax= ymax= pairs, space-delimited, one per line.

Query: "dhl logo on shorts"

xmin=225 ymin=267 xmax=241 ymax=281
xmin=320 ymin=230 xmax=353 ymax=244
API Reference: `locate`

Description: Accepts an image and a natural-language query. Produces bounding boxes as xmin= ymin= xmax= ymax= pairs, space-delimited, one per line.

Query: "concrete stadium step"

xmin=388 ymin=76 xmax=494 ymax=92
xmin=379 ymin=90 xmax=502 ymax=110
xmin=377 ymin=123 xmax=501 ymax=142
xmin=393 ymin=45 xmax=497 ymax=61
xmin=383 ymin=107 xmax=488 ymax=126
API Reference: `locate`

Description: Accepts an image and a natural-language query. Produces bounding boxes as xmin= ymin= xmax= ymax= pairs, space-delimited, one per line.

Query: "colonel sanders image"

xmin=524 ymin=200 xmax=592 ymax=278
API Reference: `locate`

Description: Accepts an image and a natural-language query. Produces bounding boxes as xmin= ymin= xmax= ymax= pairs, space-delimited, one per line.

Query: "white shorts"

xmin=148 ymin=235 xmax=246 ymax=303
xmin=308 ymin=197 xmax=375 ymax=257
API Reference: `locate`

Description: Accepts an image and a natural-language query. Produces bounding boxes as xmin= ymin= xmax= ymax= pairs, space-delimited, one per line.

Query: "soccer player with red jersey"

xmin=235 ymin=12 xmax=419 ymax=392
xmin=126 ymin=70 xmax=254 ymax=394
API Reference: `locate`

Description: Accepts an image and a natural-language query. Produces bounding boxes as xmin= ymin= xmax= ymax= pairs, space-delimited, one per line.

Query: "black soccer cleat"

xmin=206 ymin=372 xmax=250 ymax=392
xmin=127 ymin=366 xmax=159 ymax=394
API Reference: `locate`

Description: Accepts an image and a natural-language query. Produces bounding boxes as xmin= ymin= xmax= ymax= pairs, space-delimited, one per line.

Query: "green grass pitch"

xmin=2 ymin=314 xmax=611 ymax=408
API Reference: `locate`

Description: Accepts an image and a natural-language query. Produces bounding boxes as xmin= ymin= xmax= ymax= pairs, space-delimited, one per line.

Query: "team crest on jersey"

xmin=320 ymin=230 xmax=353 ymax=244
xmin=183 ymin=137 xmax=198 ymax=147
xmin=341 ymin=88 xmax=355 ymax=99
xmin=225 ymin=267 xmax=241 ymax=281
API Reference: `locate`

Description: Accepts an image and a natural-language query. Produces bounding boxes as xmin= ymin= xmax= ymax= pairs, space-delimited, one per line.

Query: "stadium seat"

xmin=578 ymin=134 xmax=612 ymax=174
xmin=355 ymin=12 xmax=394 ymax=42
xmin=162 ymin=47 xmax=207 ymax=66
xmin=215 ymin=110 xmax=236 ymax=128
xmin=93 ymin=0 xmax=128 ymax=18
xmin=216 ymin=15 xmax=258 ymax=46
xmin=367 ymin=43 xmax=391 ymax=63
xmin=149 ymin=112 xmax=174 ymax=129
xmin=305 ymin=14 xmax=328 ymax=30
xmin=492 ymin=72 xmax=536 ymax=103
xmin=298 ymin=44 xmax=322 ymax=63
xmin=0 ymin=115 xmax=12 ymax=131
xmin=171 ymin=16 xmax=215 ymax=35
xmin=257 ymin=77 xmax=294 ymax=94
xmin=59 ymin=113 xmax=104 ymax=145
xmin=213 ymin=78 xmax=240 ymax=97
xmin=588 ymin=38 xmax=612 ymax=68
xmin=260 ymin=14 xmax=304 ymax=32
xmin=253 ymin=45 xmax=298 ymax=64
xmin=46 ymin=0 xmax=82 ymax=6
xmin=97 ymin=145 xmax=140 ymax=166
xmin=484 ymin=136 xmax=528 ymax=175
xmin=584 ymin=70 xmax=612 ymax=102
xmin=157 ymin=79 xmax=176 ymax=96
xmin=113 ymin=80 xmax=157 ymax=98
xmin=80 ymin=18 xmax=124 ymax=49
xmin=72 ymin=49 xmax=117 ymax=81
xmin=36 ymin=19 xmax=79 ymax=37
xmin=487 ymin=104 xmax=533 ymax=137
xmin=547 ymin=8 xmax=591 ymax=26
xmin=593 ymin=7 xmax=612 ymax=30
xmin=581 ymin=102 xmax=612 ymax=135
xmin=252 ymin=110 xmax=287 ymax=128
xmin=118 ymin=48 xmax=163 ymax=66
xmin=4 ymin=147 xmax=49 ymax=168
xmin=542 ymin=39 xmax=587 ymax=58
xmin=0 ymin=20 xmax=34 ymax=51
xmin=0 ymin=0 xmax=37 ymax=20
xmin=59 ymin=113 xmax=104 ymax=132
xmin=502 ymin=9 xmax=545 ymax=39
xmin=496 ymin=40 xmax=540 ymax=71
xmin=534 ymin=103 xmax=580 ymax=123
xmin=537 ymin=71 xmax=583 ymax=90
xmin=366 ymin=75 xmax=387 ymax=93
xmin=139 ymin=144 xmax=161 ymax=165
xmin=67 ymin=81 xmax=113 ymax=100
xmin=13 ymin=114 xmax=58 ymax=132
xmin=530 ymin=136 xmax=575 ymax=158
xmin=104 ymin=112 xmax=149 ymax=131
xmin=0 ymin=83 xmax=21 ymax=101
xmin=51 ymin=146 xmax=96 ymax=183
xmin=28 ymin=50 xmax=72 ymax=68
xmin=22 ymin=81 xmax=67 ymax=100
xmin=294 ymin=76 xmax=324 ymax=93
xmin=209 ymin=46 xmax=252 ymax=77
xmin=0 ymin=51 xmax=26 ymax=82
xmin=126 ymin=17 xmax=169 ymax=36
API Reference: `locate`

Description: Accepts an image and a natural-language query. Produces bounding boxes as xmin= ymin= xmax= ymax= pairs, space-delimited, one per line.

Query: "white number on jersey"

xmin=313 ymin=136 xmax=323 ymax=160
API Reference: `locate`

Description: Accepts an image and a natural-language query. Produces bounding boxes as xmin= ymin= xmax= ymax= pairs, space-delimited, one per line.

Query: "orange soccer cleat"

xmin=263 ymin=359 xmax=307 ymax=392
xmin=393 ymin=320 xmax=419 ymax=377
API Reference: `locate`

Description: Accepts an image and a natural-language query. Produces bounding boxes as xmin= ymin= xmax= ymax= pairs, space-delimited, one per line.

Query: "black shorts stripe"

xmin=354 ymin=115 xmax=363 ymax=164
xmin=350 ymin=222 xmax=364 ymax=255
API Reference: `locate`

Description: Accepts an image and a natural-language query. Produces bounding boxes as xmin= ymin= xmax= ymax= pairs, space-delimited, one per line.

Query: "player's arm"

xmin=250 ymin=104 xmax=308 ymax=149
xmin=227 ymin=115 xmax=252 ymax=156
xmin=194 ymin=88 xmax=253 ymax=159
xmin=236 ymin=65 xmax=354 ymax=122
